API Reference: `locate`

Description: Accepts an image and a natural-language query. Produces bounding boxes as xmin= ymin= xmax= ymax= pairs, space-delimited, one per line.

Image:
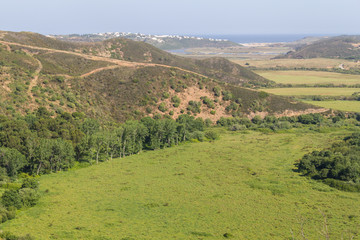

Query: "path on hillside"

xmin=0 ymin=40 xmax=209 ymax=79
xmin=21 ymin=50 xmax=43 ymax=108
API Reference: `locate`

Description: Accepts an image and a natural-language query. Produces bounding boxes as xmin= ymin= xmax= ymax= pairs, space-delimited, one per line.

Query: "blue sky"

xmin=1 ymin=0 xmax=360 ymax=35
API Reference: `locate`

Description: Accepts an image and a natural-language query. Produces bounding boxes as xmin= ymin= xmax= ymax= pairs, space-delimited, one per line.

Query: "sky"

xmin=1 ymin=0 xmax=360 ymax=35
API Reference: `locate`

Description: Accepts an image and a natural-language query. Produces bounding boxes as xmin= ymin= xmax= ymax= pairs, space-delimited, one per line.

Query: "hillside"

xmin=0 ymin=31 xmax=322 ymax=121
xmin=52 ymin=32 xmax=240 ymax=50
xmin=0 ymin=31 xmax=273 ymax=88
xmin=277 ymin=35 xmax=360 ymax=60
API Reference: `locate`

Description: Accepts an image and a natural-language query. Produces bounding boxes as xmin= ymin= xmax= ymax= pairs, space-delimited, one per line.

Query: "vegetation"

xmin=2 ymin=129 xmax=360 ymax=239
xmin=277 ymin=35 xmax=360 ymax=60
xmin=0 ymin=31 xmax=274 ymax=88
xmin=298 ymin=132 xmax=360 ymax=192
xmin=256 ymin=70 xmax=360 ymax=86
xmin=262 ymin=88 xmax=360 ymax=96
xmin=303 ymin=100 xmax=360 ymax=112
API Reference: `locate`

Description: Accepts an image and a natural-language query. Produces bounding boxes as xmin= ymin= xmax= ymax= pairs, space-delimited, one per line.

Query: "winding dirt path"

xmin=27 ymin=57 xmax=43 ymax=99
xmin=0 ymin=40 xmax=208 ymax=79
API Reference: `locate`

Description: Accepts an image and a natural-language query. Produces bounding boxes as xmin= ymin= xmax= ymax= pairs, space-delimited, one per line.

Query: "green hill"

xmin=0 ymin=31 xmax=272 ymax=87
xmin=0 ymin=31 xmax=321 ymax=121
xmin=277 ymin=35 xmax=360 ymax=60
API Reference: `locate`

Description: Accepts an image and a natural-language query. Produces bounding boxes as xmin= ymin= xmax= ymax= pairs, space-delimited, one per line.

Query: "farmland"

xmin=303 ymin=101 xmax=360 ymax=112
xmin=255 ymin=70 xmax=360 ymax=86
xmin=2 ymin=129 xmax=360 ymax=240
xmin=233 ymin=58 xmax=360 ymax=70
xmin=262 ymin=87 xmax=360 ymax=96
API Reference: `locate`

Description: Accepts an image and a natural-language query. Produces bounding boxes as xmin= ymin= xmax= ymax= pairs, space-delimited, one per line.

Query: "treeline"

xmin=217 ymin=112 xmax=360 ymax=132
xmin=248 ymin=66 xmax=360 ymax=76
xmin=0 ymin=107 xmax=214 ymax=228
xmin=298 ymin=132 xmax=360 ymax=192
xmin=0 ymin=108 xmax=213 ymax=178
xmin=275 ymin=83 xmax=360 ymax=89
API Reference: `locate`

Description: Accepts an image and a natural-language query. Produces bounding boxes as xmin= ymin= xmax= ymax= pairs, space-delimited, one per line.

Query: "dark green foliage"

xmin=298 ymin=132 xmax=360 ymax=191
xmin=187 ymin=101 xmax=201 ymax=114
xmin=21 ymin=178 xmax=39 ymax=189
xmin=1 ymin=190 xmax=22 ymax=209
xmin=18 ymin=188 xmax=40 ymax=207
xmin=204 ymin=130 xmax=219 ymax=141
xmin=171 ymin=96 xmax=181 ymax=107
xmin=158 ymin=103 xmax=168 ymax=112
xmin=200 ymin=96 xmax=215 ymax=109
xmin=213 ymin=86 xmax=221 ymax=97
xmin=297 ymin=113 xmax=323 ymax=125
xmin=222 ymin=91 xmax=233 ymax=101
xmin=0 ymin=148 xmax=26 ymax=177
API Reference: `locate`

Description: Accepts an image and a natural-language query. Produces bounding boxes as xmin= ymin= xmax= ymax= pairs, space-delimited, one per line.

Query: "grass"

xmin=303 ymin=100 xmax=360 ymax=112
xmin=255 ymin=70 xmax=360 ymax=86
xmin=232 ymin=58 xmax=360 ymax=70
xmin=262 ymin=88 xmax=360 ymax=96
xmin=2 ymin=129 xmax=360 ymax=239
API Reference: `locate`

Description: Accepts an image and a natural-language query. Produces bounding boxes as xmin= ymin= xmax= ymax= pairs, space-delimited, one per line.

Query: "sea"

xmin=195 ymin=34 xmax=332 ymax=44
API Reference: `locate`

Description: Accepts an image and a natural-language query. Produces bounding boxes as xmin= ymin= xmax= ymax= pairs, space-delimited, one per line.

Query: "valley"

xmin=3 ymin=129 xmax=360 ymax=240
xmin=1 ymin=30 xmax=360 ymax=240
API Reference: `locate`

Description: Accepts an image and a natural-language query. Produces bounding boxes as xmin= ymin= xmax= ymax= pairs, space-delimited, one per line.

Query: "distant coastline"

xmin=196 ymin=34 xmax=333 ymax=44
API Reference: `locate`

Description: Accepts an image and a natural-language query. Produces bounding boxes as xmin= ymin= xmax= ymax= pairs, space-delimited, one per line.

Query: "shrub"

xmin=158 ymin=103 xmax=168 ymax=112
xmin=19 ymin=188 xmax=40 ymax=207
xmin=1 ymin=190 xmax=22 ymax=209
xmin=21 ymin=178 xmax=39 ymax=189
xmin=205 ymin=130 xmax=219 ymax=141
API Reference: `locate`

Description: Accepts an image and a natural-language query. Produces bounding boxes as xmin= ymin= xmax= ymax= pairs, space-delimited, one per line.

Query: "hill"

xmin=277 ymin=35 xmax=360 ymax=60
xmin=52 ymin=32 xmax=240 ymax=50
xmin=0 ymin=31 xmax=272 ymax=88
xmin=0 ymin=31 xmax=322 ymax=121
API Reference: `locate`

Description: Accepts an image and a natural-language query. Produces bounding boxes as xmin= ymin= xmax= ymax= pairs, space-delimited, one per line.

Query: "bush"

xmin=229 ymin=124 xmax=247 ymax=131
xmin=21 ymin=178 xmax=39 ymax=189
xmin=205 ymin=130 xmax=219 ymax=141
xmin=190 ymin=131 xmax=205 ymax=142
xmin=1 ymin=190 xmax=22 ymax=209
xmin=19 ymin=188 xmax=40 ymax=207
xmin=158 ymin=103 xmax=168 ymax=112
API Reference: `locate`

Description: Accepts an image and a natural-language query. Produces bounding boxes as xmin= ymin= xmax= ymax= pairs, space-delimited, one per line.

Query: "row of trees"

xmin=0 ymin=108 xmax=210 ymax=178
xmin=217 ymin=112 xmax=360 ymax=132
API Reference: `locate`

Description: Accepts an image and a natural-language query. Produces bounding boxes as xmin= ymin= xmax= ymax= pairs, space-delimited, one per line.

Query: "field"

xmin=255 ymin=70 xmax=360 ymax=85
xmin=262 ymin=87 xmax=360 ymax=96
xmin=232 ymin=58 xmax=360 ymax=69
xmin=2 ymin=129 xmax=360 ymax=239
xmin=303 ymin=100 xmax=360 ymax=112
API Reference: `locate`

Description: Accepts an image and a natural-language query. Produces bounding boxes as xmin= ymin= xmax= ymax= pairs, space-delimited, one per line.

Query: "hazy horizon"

xmin=1 ymin=0 xmax=360 ymax=36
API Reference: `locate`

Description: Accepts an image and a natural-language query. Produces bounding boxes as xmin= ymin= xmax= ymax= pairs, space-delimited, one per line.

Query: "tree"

xmin=0 ymin=148 xmax=27 ymax=177
xmin=91 ymin=131 xmax=106 ymax=164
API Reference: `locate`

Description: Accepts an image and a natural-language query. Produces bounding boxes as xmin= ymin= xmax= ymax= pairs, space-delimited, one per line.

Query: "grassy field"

xmin=303 ymin=100 xmax=360 ymax=112
xmin=2 ymin=129 xmax=360 ymax=239
xmin=255 ymin=70 xmax=360 ymax=85
xmin=262 ymin=87 xmax=360 ymax=96
xmin=233 ymin=58 xmax=360 ymax=69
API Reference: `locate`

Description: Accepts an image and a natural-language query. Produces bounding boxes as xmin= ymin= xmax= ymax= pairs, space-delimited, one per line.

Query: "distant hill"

xmin=0 ymin=31 xmax=273 ymax=88
xmin=0 ymin=30 xmax=322 ymax=121
xmin=277 ymin=35 xmax=360 ymax=60
xmin=51 ymin=32 xmax=240 ymax=50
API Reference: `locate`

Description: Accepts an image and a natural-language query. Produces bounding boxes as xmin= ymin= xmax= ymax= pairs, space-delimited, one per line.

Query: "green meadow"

xmin=256 ymin=70 xmax=360 ymax=86
xmin=2 ymin=129 xmax=360 ymax=239
xmin=262 ymin=88 xmax=360 ymax=96
xmin=303 ymin=101 xmax=360 ymax=112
